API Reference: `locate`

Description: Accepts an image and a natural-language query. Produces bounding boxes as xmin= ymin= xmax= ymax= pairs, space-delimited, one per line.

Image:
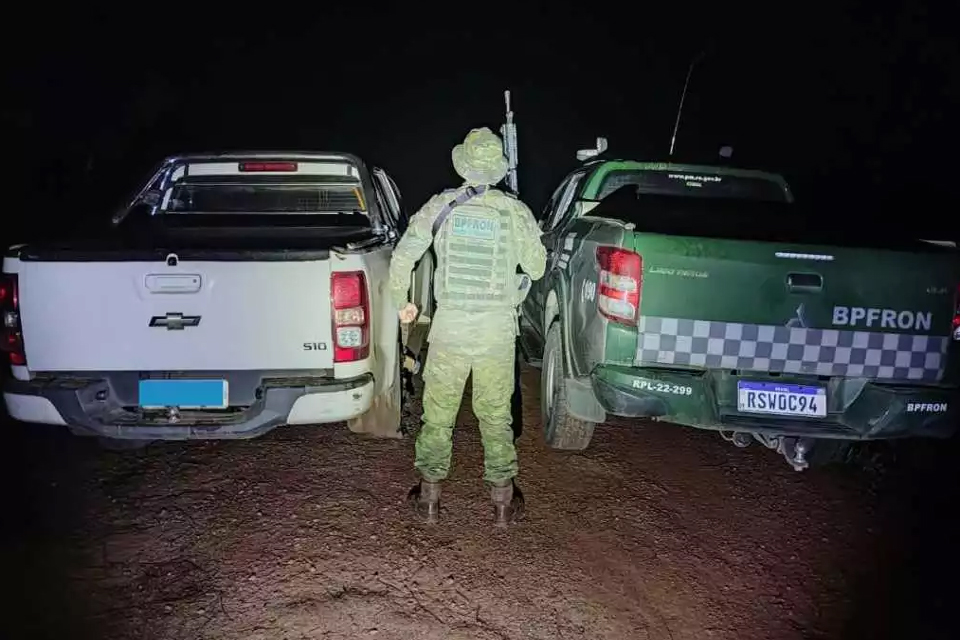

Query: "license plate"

xmin=737 ymin=381 xmax=826 ymax=418
xmin=138 ymin=379 xmax=228 ymax=409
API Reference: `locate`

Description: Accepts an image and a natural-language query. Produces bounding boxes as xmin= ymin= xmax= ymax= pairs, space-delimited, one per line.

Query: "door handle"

xmin=786 ymin=272 xmax=823 ymax=293
xmin=145 ymin=274 xmax=202 ymax=293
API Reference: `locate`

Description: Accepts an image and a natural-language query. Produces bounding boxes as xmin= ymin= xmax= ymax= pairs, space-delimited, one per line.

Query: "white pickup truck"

xmin=1 ymin=152 xmax=434 ymax=444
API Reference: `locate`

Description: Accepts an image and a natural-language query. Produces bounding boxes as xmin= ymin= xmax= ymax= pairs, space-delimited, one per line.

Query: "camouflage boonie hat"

xmin=451 ymin=127 xmax=509 ymax=186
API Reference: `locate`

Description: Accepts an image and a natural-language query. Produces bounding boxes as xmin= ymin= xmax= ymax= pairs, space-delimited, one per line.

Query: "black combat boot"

xmin=407 ymin=479 xmax=441 ymax=524
xmin=490 ymin=479 xmax=525 ymax=528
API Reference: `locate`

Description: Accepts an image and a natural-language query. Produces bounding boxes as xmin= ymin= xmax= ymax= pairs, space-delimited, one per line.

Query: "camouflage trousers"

xmin=415 ymin=340 xmax=518 ymax=484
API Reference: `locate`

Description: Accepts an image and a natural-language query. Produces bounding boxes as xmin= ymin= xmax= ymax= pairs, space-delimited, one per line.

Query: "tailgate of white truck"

xmin=17 ymin=257 xmax=338 ymax=372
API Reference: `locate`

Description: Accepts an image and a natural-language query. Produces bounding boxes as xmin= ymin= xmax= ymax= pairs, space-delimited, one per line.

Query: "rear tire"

xmin=541 ymin=321 xmax=595 ymax=450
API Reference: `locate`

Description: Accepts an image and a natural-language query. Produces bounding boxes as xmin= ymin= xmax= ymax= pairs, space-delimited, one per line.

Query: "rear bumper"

xmin=591 ymin=365 xmax=960 ymax=441
xmin=3 ymin=371 xmax=375 ymax=440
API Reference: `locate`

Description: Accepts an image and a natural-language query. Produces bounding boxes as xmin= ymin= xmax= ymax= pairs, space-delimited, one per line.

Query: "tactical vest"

xmin=433 ymin=186 xmax=518 ymax=311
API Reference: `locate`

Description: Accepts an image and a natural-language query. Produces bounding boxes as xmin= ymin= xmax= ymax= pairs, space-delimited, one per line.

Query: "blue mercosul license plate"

xmin=736 ymin=381 xmax=826 ymax=418
xmin=138 ymin=379 xmax=228 ymax=409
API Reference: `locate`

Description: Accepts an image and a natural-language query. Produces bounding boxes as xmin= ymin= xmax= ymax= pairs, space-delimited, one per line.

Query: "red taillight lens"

xmin=0 ymin=274 xmax=26 ymax=365
xmin=331 ymin=271 xmax=369 ymax=362
xmin=238 ymin=162 xmax=298 ymax=172
xmin=595 ymin=246 xmax=642 ymax=326
xmin=952 ymin=284 xmax=960 ymax=341
xmin=332 ymin=273 xmax=362 ymax=308
xmin=0 ymin=279 xmax=12 ymax=306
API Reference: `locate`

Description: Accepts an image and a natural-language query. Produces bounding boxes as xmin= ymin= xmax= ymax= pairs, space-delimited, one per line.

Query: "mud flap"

xmin=347 ymin=336 xmax=408 ymax=438
xmin=565 ymin=377 xmax=606 ymax=424
xmin=348 ymin=319 xmax=430 ymax=438
xmin=347 ymin=371 xmax=403 ymax=439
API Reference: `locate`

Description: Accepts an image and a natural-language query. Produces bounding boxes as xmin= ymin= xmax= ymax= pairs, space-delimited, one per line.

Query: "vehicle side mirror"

xmin=111 ymin=202 xmax=152 ymax=227
xmin=580 ymin=200 xmax=600 ymax=216
xmin=577 ymin=137 xmax=608 ymax=161
xmin=111 ymin=190 xmax=162 ymax=226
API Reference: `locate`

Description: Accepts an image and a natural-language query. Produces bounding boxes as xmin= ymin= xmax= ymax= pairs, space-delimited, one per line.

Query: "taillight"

xmin=0 ymin=274 xmax=26 ymax=365
xmin=595 ymin=246 xmax=642 ymax=326
xmin=952 ymin=284 xmax=960 ymax=341
xmin=238 ymin=162 xmax=298 ymax=172
xmin=331 ymin=271 xmax=369 ymax=362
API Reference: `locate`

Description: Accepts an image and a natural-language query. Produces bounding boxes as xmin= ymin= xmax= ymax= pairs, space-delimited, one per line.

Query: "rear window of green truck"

xmin=597 ymin=169 xmax=789 ymax=202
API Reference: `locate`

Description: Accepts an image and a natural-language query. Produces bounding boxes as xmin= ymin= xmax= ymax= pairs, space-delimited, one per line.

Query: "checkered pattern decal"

xmin=637 ymin=316 xmax=949 ymax=382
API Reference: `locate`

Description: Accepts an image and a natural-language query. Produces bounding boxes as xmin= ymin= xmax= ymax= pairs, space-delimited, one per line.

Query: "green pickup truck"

xmin=519 ymin=155 xmax=960 ymax=470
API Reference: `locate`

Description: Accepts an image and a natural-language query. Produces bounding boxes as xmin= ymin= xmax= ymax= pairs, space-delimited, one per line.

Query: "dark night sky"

xmin=4 ymin=4 xmax=957 ymax=241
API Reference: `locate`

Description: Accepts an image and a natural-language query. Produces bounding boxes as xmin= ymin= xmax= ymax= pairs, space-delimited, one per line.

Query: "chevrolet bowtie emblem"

xmin=149 ymin=313 xmax=201 ymax=330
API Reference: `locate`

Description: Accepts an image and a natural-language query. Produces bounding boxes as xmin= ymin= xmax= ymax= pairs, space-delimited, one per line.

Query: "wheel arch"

xmin=543 ymin=281 xmax=585 ymax=379
xmin=542 ymin=285 xmax=606 ymax=424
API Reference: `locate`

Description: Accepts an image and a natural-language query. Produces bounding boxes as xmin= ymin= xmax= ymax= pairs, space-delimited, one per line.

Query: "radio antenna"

xmin=669 ymin=50 xmax=706 ymax=158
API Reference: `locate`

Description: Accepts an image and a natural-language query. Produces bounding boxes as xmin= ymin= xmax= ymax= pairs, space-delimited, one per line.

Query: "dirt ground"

xmin=3 ymin=365 xmax=960 ymax=640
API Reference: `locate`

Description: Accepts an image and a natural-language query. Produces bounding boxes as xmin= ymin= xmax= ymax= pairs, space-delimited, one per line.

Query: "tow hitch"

xmin=720 ymin=431 xmax=815 ymax=471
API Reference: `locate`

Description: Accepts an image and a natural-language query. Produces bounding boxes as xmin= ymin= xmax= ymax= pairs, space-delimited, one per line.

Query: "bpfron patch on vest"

xmin=451 ymin=214 xmax=499 ymax=241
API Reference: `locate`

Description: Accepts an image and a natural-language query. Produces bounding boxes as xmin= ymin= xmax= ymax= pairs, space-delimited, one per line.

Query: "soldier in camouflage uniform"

xmin=388 ymin=127 xmax=546 ymax=527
